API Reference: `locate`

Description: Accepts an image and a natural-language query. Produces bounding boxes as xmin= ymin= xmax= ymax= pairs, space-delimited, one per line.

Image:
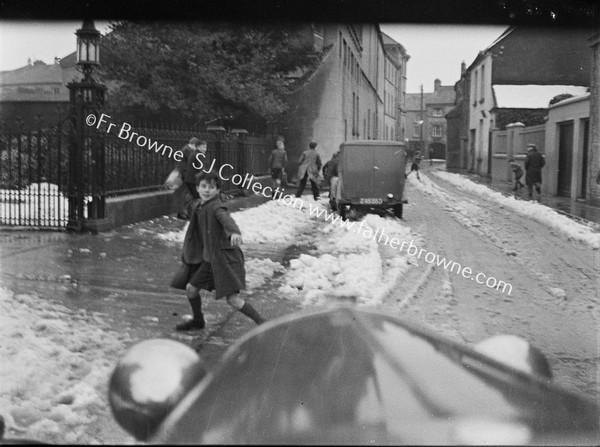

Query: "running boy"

xmin=405 ymin=151 xmax=422 ymax=180
xmin=508 ymin=158 xmax=525 ymax=192
xmin=171 ymin=171 xmax=266 ymax=330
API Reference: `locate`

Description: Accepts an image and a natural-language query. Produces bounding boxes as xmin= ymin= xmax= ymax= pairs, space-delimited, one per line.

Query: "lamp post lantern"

xmin=66 ymin=19 xmax=109 ymax=232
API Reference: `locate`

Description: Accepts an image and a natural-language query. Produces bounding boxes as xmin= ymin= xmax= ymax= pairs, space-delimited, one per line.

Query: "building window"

xmin=53 ymin=87 xmax=60 ymax=94
xmin=433 ymin=108 xmax=443 ymax=117
xmin=432 ymin=124 xmax=443 ymax=137
xmin=480 ymin=64 xmax=485 ymax=99
xmin=413 ymin=124 xmax=420 ymax=138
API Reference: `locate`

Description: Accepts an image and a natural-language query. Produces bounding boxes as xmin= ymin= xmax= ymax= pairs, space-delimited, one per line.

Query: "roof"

xmin=0 ymin=62 xmax=64 ymax=85
xmin=493 ymin=84 xmax=589 ymax=109
xmin=405 ymin=86 xmax=456 ymax=111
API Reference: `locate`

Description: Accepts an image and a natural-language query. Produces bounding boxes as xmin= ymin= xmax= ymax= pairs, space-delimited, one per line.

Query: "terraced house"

xmin=274 ymin=24 xmax=408 ymax=180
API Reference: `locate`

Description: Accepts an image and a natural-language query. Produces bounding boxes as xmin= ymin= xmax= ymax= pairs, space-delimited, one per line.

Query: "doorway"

xmin=581 ymin=119 xmax=589 ymax=199
xmin=557 ymin=122 xmax=574 ymax=197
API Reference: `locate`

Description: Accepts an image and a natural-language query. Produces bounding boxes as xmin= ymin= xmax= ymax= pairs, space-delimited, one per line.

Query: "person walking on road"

xmin=295 ymin=141 xmax=322 ymax=201
xmin=268 ymin=136 xmax=288 ymax=198
xmin=405 ymin=151 xmax=423 ymax=180
xmin=170 ymin=171 xmax=266 ymax=331
xmin=323 ymin=151 xmax=340 ymax=211
xmin=524 ymin=143 xmax=545 ymax=200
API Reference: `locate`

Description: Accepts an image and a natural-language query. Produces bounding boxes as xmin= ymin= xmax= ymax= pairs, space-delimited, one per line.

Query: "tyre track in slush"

xmin=396 ymin=171 xmax=599 ymax=400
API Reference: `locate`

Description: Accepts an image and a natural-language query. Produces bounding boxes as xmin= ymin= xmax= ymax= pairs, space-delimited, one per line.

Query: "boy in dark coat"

xmin=171 ymin=171 xmax=265 ymax=331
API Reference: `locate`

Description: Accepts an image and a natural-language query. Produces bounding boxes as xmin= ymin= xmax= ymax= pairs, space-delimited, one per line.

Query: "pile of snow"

xmin=279 ymin=212 xmax=419 ymax=308
xmin=245 ymin=258 xmax=285 ymax=290
xmin=432 ymin=171 xmax=600 ymax=248
xmin=156 ymin=199 xmax=313 ymax=245
xmin=0 ymin=183 xmax=91 ymax=225
xmin=0 ymin=287 xmax=133 ymax=444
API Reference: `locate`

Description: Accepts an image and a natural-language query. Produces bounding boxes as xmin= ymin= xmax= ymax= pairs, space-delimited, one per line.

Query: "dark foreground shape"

xmin=110 ymin=307 xmax=600 ymax=445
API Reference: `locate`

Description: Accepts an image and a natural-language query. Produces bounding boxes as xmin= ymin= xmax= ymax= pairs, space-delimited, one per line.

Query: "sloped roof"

xmin=493 ymin=84 xmax=589 ymax=108
xmin=429 ymin=85 xmax=455 ymax=104
xmin=0 ymin=62 xmax=64 ymax=85
xmin=405 ymin=86 xmax=455 ymax=111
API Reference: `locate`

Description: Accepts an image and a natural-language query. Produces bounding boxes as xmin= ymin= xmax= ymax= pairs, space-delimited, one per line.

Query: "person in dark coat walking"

xmin=323 ymin=151 xmax=340 ymax=210
xmin=295 ymin=141 xmax=322 ymax=200
xmin=176 ymin=137 xmax=202 ymax=199
xmin=171 ymin=171 xmax=266 ymax=331
xmin=524 ymin=143 xmax=545 ymax=199
xmin=268 ymin=136 xmax=288 ymax=197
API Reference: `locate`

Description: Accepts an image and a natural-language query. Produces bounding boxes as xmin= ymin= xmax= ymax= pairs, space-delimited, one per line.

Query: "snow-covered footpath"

xmin=0 ymin=288 xmax=133 ymax=444
xmin=431 ymin=171 xmax=600 ymax=248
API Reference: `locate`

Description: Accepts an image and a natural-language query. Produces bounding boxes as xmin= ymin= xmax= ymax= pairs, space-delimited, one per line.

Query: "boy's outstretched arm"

xmin=214 ymin=206 xmax=243 ymax=244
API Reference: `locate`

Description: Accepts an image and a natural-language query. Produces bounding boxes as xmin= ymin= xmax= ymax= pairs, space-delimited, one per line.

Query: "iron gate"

xmin=0 ymin=122 xmax=71 ymax=228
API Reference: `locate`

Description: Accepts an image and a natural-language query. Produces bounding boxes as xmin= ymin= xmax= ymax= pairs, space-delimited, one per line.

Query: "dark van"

xmin=335 ymin=140 xmax=407 ymax=219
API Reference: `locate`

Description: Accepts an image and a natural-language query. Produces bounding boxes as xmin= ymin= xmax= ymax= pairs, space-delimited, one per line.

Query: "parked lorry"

xmin=334 ymin=140 xmax=407 ymax=219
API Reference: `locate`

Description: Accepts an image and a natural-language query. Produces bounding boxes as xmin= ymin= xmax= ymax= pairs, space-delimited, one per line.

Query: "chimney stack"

xmin=434 ymin=78 xmax=441 ymax=91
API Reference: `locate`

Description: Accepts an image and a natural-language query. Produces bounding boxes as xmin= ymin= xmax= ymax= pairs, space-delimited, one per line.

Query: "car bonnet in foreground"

xmin=152 ymin=306 xmax=600 ymax=445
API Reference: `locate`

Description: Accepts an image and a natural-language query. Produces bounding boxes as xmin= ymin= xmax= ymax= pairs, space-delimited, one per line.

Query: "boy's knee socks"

xmin=188 ymin=296 xmax=204 ymax=321
xmin=239 ymin=302 xmax=266 ymax=324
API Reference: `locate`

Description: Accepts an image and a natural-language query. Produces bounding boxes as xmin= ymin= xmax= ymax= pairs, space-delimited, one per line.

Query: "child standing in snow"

xmin=508 ymin=158 xmax=525 ymax=193
xmin=170 ymin=171 xmax=266 ymax=331
xmin=405 ymin=151 xmax=422 ymax=180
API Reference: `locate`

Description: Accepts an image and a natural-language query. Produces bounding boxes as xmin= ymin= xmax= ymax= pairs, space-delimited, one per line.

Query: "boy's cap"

xmin=508 ymin=158 xmax=514 ymax=162
xmin=198 ymin=140 xmax=207 ymax=145
xmin=527 ymin=143 xmax=537 ymax=149
xmin=189 ymin=137 xmax=200 ymax=145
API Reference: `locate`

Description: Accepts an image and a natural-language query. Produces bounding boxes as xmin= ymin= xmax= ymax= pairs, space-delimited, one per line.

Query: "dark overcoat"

xmin=181 ymin=196 xmax=246 ymax=298
xmin=525 ymin=151 xmax=546 ymax=185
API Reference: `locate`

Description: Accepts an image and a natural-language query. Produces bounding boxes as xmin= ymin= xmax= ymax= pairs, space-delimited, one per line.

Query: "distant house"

xmin=0 ymin=53 xmax=78 ymax=129
xmin=463 ymin=26 xmax=592 ymax=176
xmin=405 ymin=79 xmax=455 ymax=159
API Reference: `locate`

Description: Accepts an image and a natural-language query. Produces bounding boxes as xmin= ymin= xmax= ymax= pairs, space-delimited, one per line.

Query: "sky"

xmin=0 ymin=20 xmax=113 ymax=71
xmin=0 ymin=20 xmax=507 ymax=95
xmin=380 ymin=23 xmax=509 ymax=93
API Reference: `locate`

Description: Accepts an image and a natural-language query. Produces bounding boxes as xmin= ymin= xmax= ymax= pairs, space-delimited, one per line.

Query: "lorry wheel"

xmin=393 ymin=204 xmax=403 ymax=219
xmin=339 ymin=206 xmax=347 ymax=220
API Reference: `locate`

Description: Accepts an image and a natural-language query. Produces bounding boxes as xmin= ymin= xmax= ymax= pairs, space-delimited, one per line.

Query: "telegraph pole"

xmin=420 ymin=84 xmax=424 ymax=155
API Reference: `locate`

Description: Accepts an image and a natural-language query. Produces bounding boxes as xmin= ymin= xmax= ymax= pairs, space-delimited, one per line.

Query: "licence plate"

xmin=359 ymin=198 xmax=383 ymax=205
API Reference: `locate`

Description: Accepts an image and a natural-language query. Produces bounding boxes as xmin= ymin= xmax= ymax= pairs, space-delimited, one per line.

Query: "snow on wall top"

xmin=493 ymin=85 xmax=589 ymax=109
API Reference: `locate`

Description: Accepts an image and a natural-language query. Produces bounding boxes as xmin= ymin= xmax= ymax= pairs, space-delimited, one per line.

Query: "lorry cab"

xmin=335 ymin=140 xmax=407 ymax=219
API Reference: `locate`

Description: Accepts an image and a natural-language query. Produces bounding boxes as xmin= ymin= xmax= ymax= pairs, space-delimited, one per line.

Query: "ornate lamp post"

xmin=67 ymin=20 xmax=109 ymax=232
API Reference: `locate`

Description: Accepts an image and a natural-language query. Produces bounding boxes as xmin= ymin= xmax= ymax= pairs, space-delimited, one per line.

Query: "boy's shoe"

xmin=175 ymin=317 xmax=206 ymax=331
xmin=535 ymin=185 xmax=541 ymax=194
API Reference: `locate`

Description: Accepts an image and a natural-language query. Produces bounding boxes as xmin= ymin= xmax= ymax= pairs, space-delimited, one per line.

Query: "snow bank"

xmin=279 ymin=212 xmax=418 ymax=308
xmin=156 ymin=199 xmax=312 ymax=245
xmin=431 ymin=171 xmax=600 ymax=248
xmin=0 ymin=287 xmax=133 ymax=444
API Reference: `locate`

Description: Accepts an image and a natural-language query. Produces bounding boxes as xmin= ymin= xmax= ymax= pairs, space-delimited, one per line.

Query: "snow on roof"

xmin=493 ymin=84 xmax=589 ymax=109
